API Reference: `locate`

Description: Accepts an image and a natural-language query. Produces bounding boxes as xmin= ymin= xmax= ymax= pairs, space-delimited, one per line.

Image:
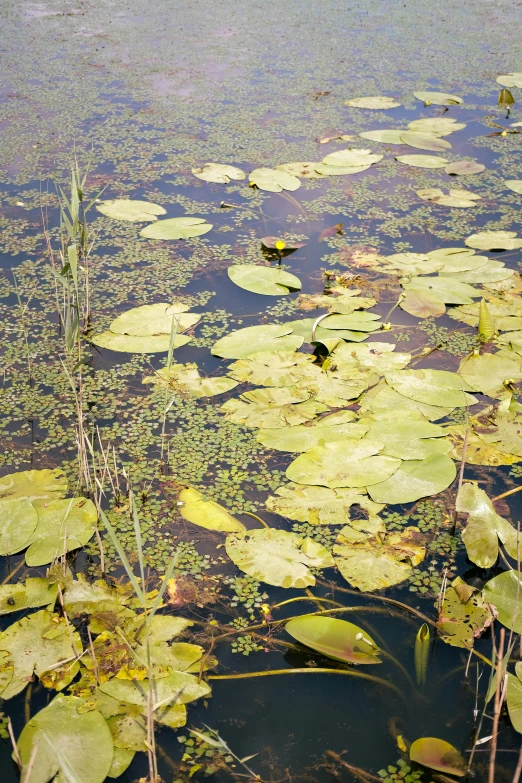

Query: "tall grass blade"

xmin=98 ymin=508 xmax=144 ymax=603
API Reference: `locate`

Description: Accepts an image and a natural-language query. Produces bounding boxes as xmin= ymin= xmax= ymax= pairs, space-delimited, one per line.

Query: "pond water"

xmin=1 ymin=1 xmax=522 ymax=782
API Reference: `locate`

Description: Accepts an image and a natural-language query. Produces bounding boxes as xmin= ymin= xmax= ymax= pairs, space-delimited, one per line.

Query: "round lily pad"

xmin=286 ymin=439 xmax=401 ymax=488
xmin=90 ymin=332 xmax=191 ymax=353
xmin=445 ymin=161 xmax=485 ymax=175
xmin=368 ymin=453 xmax=456 ymax=504
xmin=506 ymin=180 xmax=522 ymax=194
xmin=275 ymin=162 xmax=323 ymax=179
xmin=110 ymin=303 xmax=198 ymax=336
xmin=465 ymin=230 xmax=522 ymax=251
xmin=345 ymin=96 xmax=401 ymax=109
xmin=396 ymin=155 xmax=449 ymax=168
xmin=408 ymin=117 xmax=466 ymax=135
xmin=400 ymin=131 xmax=452 ymax=151
xmin=211 ymin=324 xmax=303 ymax=359
xmin=249 ymin=167 xmax=301 ymax=192
xmin=191 ymin=163 xmax=245 ymax=183
xmin=228 ymin=265 xmax=302 ymax=295
xmin=96 ymin=199 xmax=166 ymax=222
xmin=409 ymin=737 xmax=466 ymax=777
xmin=140 ymin=217 xmax=213 ymax=240
xmin=497 ymin=73 xmax=522 ymax=88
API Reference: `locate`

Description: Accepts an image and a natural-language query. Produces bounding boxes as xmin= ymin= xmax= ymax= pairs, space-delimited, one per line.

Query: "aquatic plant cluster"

xmin=3 ymin=12 xmax=522 ymax=774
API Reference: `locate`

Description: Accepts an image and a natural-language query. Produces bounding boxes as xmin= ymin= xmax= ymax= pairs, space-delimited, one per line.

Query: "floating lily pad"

xmin=457 ymin=483 xmax=518 ymax=568
xmin=211 ymin=324 xmax=303 ymax=359
xmin=320 ymin=312 xmax=382 ymax=332
xmin=386 ymin=368 xmax=475 ymax=407
xmin=437 ymin=577 xmax=496 ymax=648
xmin=362 ymin=412 xmax=450 ymax=460
xmin=465 ymin=230 xmax=522 ymax=251
xmin=275 ymin=162 xmax=323 ymax=179
xmin=285 ymin=616 xmax=382 ymax=664
xmin=321 ymin=148 xmax=383 ymax=167
xmin=19 ymin=497 xmax=98 ymax=567
xmin=345 ymin=96 xmax=401 ymax=109
xmin=110 ymin=303 xmax=199 ymax=336
xmin=408 ymin=117 xmax=466 ymax=135
xmin=358 ymin=130 xmax=405 ymax=144
xmin=401 ymin=132 xmax=452 ymax=151
xmin=445 ymin=161 xmax=485 ymax=175
xmin=379 ymin=251 xmax=442 ymax=276
xmin=91 ymin=332 xmax=191 ymax=353
xmin=140 ymin=217 xmax=213 ymax=240
xmin=0 ymin=497 xmax=38 ymax=555
xmin=228 ymin=265 xmax=301 ymax=295
xmin=459 ymin=351 xmax=522 ymax=399
xmin=221 ymin=387 xmax=327 ymax=428
xmin=249 ymin=167 xmax=301 ymax=192
xmin=328 ymin=341 xmax=411 ymax=374
xmin=368 ymin=453 xmax=456 ymax=504
xmin=484 ymin=570 xmax=522 ymax=633
xmin=282 ymin=317 xmax=371 ymax=344
xmin=227 ymin=350 xmax=316 ymax=386
xmin=266 ymin=483 xmax=383 ymax=525
xmin=0 ymin=468 xmax=67 ymax=501
xmin=396 ymin=154 xmax=449 ymax=168
xmin=192 ymin=163 xmax=245 ymax=183
xmin=416 ymin=187 xmax=480 ymax=208
xmin=361 ymin=382 xmax=455 ymax=421
xmin=96 ymin=199 xmax=166 ymax=222
xmin=403 ymin=275 xmax=480 ymax=304
xmin=413 ymin=91 xmax=463 ymax=105
xmin=400 ymin=288 xmax=445 ymax=318
xmin=0 ymin=576 xmax=59 ymax=616
xmin=226 ymin=528 xmax=334 ymax=588
xmin=409 ymin=737 xmax=466 ymax=776
xmin=18 ymin=694 xmax=114 ymax=783
xmin=178 ymin=487 xmax=245 ymax=532
xmin=497 ymin=73 xmax=522 ymax=88
xmin=143 ymin=363 xmax=237 ymax=398
xmin=506 ymin=180 xmax=522 ymax=194
xmin=257 ymin=420 xmax=367 ymax=453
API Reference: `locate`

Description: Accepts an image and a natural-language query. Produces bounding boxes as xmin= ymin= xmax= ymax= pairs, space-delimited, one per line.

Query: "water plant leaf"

xmin=191 ymin=163 xmax=245 ymax=183
xmin=395 ymin=154 xmax=449 ymax=168
xmin=345 ymin=96 xmax=401 ymax=109
xmin=477 ymin=409 xmax=522 ymax=457
xmin=361 ymin=381 xmax=455 ymax=421
xmin=314 ymin=162 xmax=372 ymax=176
xmin=465 ymin=230 xmax=522 ymax=251
xmin=368 ymin=453 xmax=456 ymax=504
xmin=286 ymin=439 xmax=401 ymax=488
xmin=0 ymin=609 xmax=81 ymax=699
xmin=178 ymin=487 xmax=245 ymax=532
xmin=497 ymin=73 xmax=522 ymax=88
xmin=257 ymin=420 xmax=367 ymax=453
xmin=227 ymin=350 xmax=317 ymax=386
xmin=249 ymin=167 xmax=301 ymax=192
xmin=266 ymin=483 xmax=384 ymax=525
xmin=442 ymin=259 xmax=513 ymax=284
xmin=211 ymin=324 xmax=303 ymax=359
xmin=402 ymin=276 xmax=479 ymax=303
xmin=400 ymin=288 xmax=446 ymax=318
xmin=225 ymin=528 xmax=334 ymax=588
xmin=456 ymin=483 xmax=519 ymax=568
xmin=140 ymin=217 xmax=213 ymax=240
xmin=90 ymin=332 xmax=191 ymax=353
xmin=409 ymin=737 xmax=466 ymax=776
xmin=221 ymin=387 xmax=328 ymax=428
xmin=17 ymin=694 xmax=114 ymax=783
xmin=506 ymin=180 xmax=522 ymax=194
xmin=483 ymin=570 xmax=522 ymax=633
xmin=96 ymin=199 xmax=166 ymax=222
xmin=282 ymin=317 xmax=370 ymax=344
xmin=285 ymin=616 xmax=382 ymax=664
xmin=386 ymin=368 xmax=475 ymax=407
xmin=143 ymin=363 xmax=238 ymax=398
xmin=320 ymin=312 xmax=382 ymax=332
xmin=400 ymin=132 xmax=452 ymax=151
xmin=362 ymin=412 xmax=451 ymax=460
xmin=413 ymin=91 xmax=463 ymax=105
xmin=275 ymin=162 xmax=323 ymax=179
xmin=62 ymin=574 xmax=134 ymax=618
xmin=437 ymin=577 xmax=496 ymax=648
xmin=447 ymin=423 xmax=521 ymax=466
xmin=416 ymin=187 xmax=480 ymax=208
xmin=358 ymin=130 xmax=405 ymax=144
xmin=261 ymin=236 xmax=307 ymax=249
xmin=321 ymin=148 xmax=383 ymax=167
xmin=378 ymin=251 xmax=442 ymax=276
xmin=110 ymin=303 xmax=199 ymax=336
xmin=298 ymin=287 xmax=376 ymax=314
xmin=0 ymin=576 xmax=58 ymax=615
xmin=499 ymin=88 xmax=515 ymax=108
xmin=333 ymin=526 xmax=425 ymax=591
xmin=108 ymin=748 xmax=135 ymax=778
xmin=408 ymin=117 xmax=466 ymax=134
xmin=327 ymin=341 xmax=411 ymax=375
xmin=445 ymin=161 xmax=485 ymax=175
xmin=0 ymin=497 xmax=38 ymax=555
xmin=0 ymin=468 xmax=67 ymax=501
xmin=100 ymin=671 xmax=210 ymax=710
xmin=459 ymin=351 xmax=522 ymax=398
xmin=228 ymin=265 xmax=301 ymax=295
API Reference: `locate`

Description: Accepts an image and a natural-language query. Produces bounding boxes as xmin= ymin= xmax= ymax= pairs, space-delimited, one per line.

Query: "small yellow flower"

xmin=501 ymin=130 xmax=508 ymax=136
xmin=275 ymin=240 xmax=286 ymax=251
xmin=381 ymin=322 xmax=392 ymax=331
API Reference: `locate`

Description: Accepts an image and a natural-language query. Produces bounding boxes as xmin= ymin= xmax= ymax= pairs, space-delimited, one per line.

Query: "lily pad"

xmin=178 ymin=487 xmax=245 ymax=532
xmin=459 ymin=351 xmax=522 ymax=399
xmin=18 ymin=694 xmax=114 ymax=783
xmin=386 ymin=368 xmax=475 ymax=407
xmin=484 ymin=570 xmax=522 ymax=633
xmin=0 ymin=576 xmax=59 ymax=615
xmin=286 ymin=439 xmax=401 ymax=488
xmin=408 ymin=117 xmax=466 ymax=134
xmin=465 ymin=230 xmax=522 ymax=251
xmin=0 ymin=468 xmax=67 ymax=501
xmin=396 ymin=154 xmax=449 ymax=168
xmin=321 ymin=148 xmax=383 ymax=168
xmin=413 ymin=91 xmax=463 ymax=105
xmin=257 ymin=420 xmax=368 ymax=453
xmin=221 ymin=387 xmax=327 ymax=428
xmin=285 ymin=616 xmax=382 ymax=664
xmin=96 ymin=199 xmax=166 ymax=222
xmin=0 ymin=497 xmax=38 ymax=555
xmin=211 ymin=324 xmax=303 ymax=359
xmin=328 ymin=341 xmax=411 ymax=374
xmin=457 ymin=483 xmax=519 ymax=568
xmin=19 ymin=497 xmax=98 ymax=567
xmin=275 ymin=162 xmax=323 ymax=179
xmin=368 ymin=453 xmax=456 ymax=504
xmin=110 ymin=303 xmax=199 ymax=336
xmin=497 ymin=73 xmax=522 ymax=88
xmin=506 ymin=180 xmax=522 ymax=194
xmin=416 ymin=187 xmax=480 ymax=208
xmin=225 ymin=528 xmax=334 ymax=588
xmin=361 ymin=381 xmax=455 ymax=421
xmin=362 ymin=412 xmax=451 ymax=460
xmin=140 ymin=217 xmax=213 ymax=240
xmin=400 ymin=288 xmax=445 ymax=318
xmin=227 ymin=350 xmax=317 ymax=386
xmin=402 ymin=276 xmax=479 ymax=303
xmin=409 ymin=737 xmax=466 ymax=776
xmin=445 ymin=161 xmax=485 ymax=175
xmin=282 ymin=317 xmax=371 ymax=344
xmin=192 ymin=163 xmax=245 ymax=183
xmin=358 ymin=130 xmax=405 ymax=144
xmin=249 ymin=167 xmax=301 ymax=192
xmin=90 ymin=331 xmax=191 ymax=353
xmin=345 ymin=96 xmax=401 ymax=109
xmin=143 ymin=363 xmax=237 ymax=398
xmin=228 ymin=265 xmax=301 ymax=295
xmin=266 ymin=483 xmax=384 ymax=525
xmin=437 ymin=577 xmax=496 ymax=648
xmin=400 ymin=132 xmax=452 ymax=151
xmin=320 ymin=312 xmax=382 ymax=332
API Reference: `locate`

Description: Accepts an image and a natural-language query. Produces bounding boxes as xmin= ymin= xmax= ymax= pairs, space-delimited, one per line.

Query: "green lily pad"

xmin=285 ymin=616 xmax=382 ymax=664
xmin=192 ymin=163 xmax=245 ymax=183
xmin=437 ymin=577 xmax=496 ymax=648
xmin=221 ymin=387 xmax=327 ymax=428
xmin=18 ymin=694 xmax=114 ymax=783
xmin=477 ymin=409 xmax=522 ymax=457
xmin=211 ymin=324 xmax=303 ymax=359
xmin=178 ymin=487 xmax=245 ymax=532
xmin=275 ymin=162 xmax=323 ymax=179
xmin=416 ymin=187 xmax=480 ymax=208
xmin=400 ymin=288 xmax=445 ymax=318
xmin=314 ymin=162 xmax=372 ymax=176
xmin=506 ymin=180 xmax=522 ymax=194
xmin=497 ymin=73 xmax=522 ymax=88
xmin=0 ymin=497 xmax=38 ymax=555
xmin=345 ymin=96 xmax=401 ymax=109
xmin=282 ymin=317 xmax=370 ymax=344
xmin=143 ymin=362 xmax=238 ymax=398
xmin=457 ymin=483 xmax=519 ymax=568
xmin=386 ymin=368 xmax=475 ymax=407
xmin=362 ymin=412 xmax=451 ymax=460
xmin=0 ymin=468 xmax=67 ymax=501
xmin=140 ymin=216 xmax=213 ymax=240
xmin=91 ymin=332 xmax=192 ymax=353
xmin=442 ymin=260 xmax=513 ymax=284
xmin=465 ymin=230 xmax=522 ymax=251
xmin=266 ymin=483 xmax=384 ymax=525
xmin=361 ymin=381 xmax=455 ymax=421
xmin=228 ymin=350 xmax=317 ymax=386
xmin=396 ymin=154 xmax=449 ymax=168
xmin=408 ymin=117 xmax=466 ymax=134
xmin=402 ymin=276 xmax=480 ymax=304
xmin=108 ymin=748 xmax=135 ymax=778
xmin=413 ymin=91 xmax=463 ymax=105
xmin=484 ymin=570 xmax=522 ymax=633
xmin=19 ymin=497 xmax=98 ymax=567
xmin=409 ymin=738 xmax=466 ymax=776
xmin=257 ymin=420 xmax=367 ymax=453
xmin=328 ymin=341 xmax=411 ymax=374
xmin=445 ymin=161 xmax=485 ymax=175
xmin=286 ymin=439 xmax=401 ymax=489
xmin=100 ymin=670 xmax=211 ymax=708
xmin=299 ymin=287 xmax=376 ymax=314
xmin=249 ymin=167 xmax=301 ymax=192
xmin=400 ymin=132 xmax=452 ymax=151
xmin=459 ymin=351 xmax=522 ymax=399
xmin=368 ymin=453 xmax=456 ymax=504
xmin=508 ymin=670 xmax=522 ymax=734
xmin=228 ymin=265 xmax=301 ymax=295
xmin=379 ymin=251 xmax=442 ymax=276
xmin=225 ymin=528 xmax=334 ymax=588
xmin=358 ymin=130 xmax=405 ymax=144
xmin=0 ymin=576 xmax=58 ymax=615
xmin=321 ymin=148 xmax=383 ymax=167
xmin=320 ymin=312 xmax=382 ymax=332
xmin=96 ymin=199 xmax=166 ymax=222
xmin=110 ymin=303 xmax=199 ymax=336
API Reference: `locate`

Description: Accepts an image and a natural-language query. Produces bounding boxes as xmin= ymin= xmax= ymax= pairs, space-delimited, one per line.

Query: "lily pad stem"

xmin=241 ymin=511 xmax=270 ymax=529
xmin=312 ymin=313 xmax=330 ymax=341
xmin=383 ymin=293 xmax=405 ymax=323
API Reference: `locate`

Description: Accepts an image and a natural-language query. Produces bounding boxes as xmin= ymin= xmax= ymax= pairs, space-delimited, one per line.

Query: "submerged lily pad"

xmin=413 ymin=91 xmax=463 ymax=105
xmin=249 ymin=167 xmax=301 ymax=192
xmin=228 ymin=265 xmax=301 ymax=295
xmin=225 ymin=528 xmax=334 ymax=588
xmin=140 ymin=217 xmax=213 ymax=240
xmin=285 ymin=616 xmax=382 ymax=664
xmin=211 ymin=324 xmax=303 ymax=359
xmin=368 ymin=453 xmax=456 ymax=504
xmin=192 ymin=163 xmax=245 ymax=183
xmin=96 ymin=199 xmax=166 ymax=222
xmin=409 ymin=737 xmax=466 ymax=776
xmin=178 ymin=488 xmax=245 ymax=532
xmin=345 ymin=96 xmax=401 ymax=109
xmin=396 ymin=154 xmax=448 ymax=168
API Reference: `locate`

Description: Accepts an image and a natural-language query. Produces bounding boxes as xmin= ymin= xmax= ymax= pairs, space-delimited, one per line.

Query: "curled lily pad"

xmin=178 ymin=487 xmax=245 ymax=532
xmin=497 ymin=73 xmax=522 ymax=88
xmin=285 ymin=616 xmax=382 ymax=664
xmin=400 ymin=131 xmax=452 ymax=151
xmin=345 ymin=96 xmax=401 ymax=109
xmin=437 ymin=577 xmax=496 ymax=648
xmin=266 ymin=483 xmax=383 ymax=525
xmin=368 ymin=453 xmax=456 ymax=504
xmin=211 ymin=324 xmax=303 ymax=359
xmin=396 ymin=154 xmax=448 ymax=168
xmin=413 ymin=91 xmax=463 ymax=105
xmin=275 ymin=162 xmax=323 ymax=179
xmin=192 ymin=163 xmax=245 ymax=183
xmin=91 ymin=332 xmax=191 ymax=353
xmin=465 ymin=230 xmax=522 ymax=251
xmin=409 ymin=737 xmax=466 ymax=776
xmin=445 ymin=161 xmax=485 ymax=175
xmin=228 ymin=265 xmax=301 ymax=295
xmin=110 ymin=303 xmax=199 ymax=336
xmin=140 ymin=217 xmax=213 ymax=240
xmin=506 ymin=180 xmax=522 ymax=194
xmin=225 ymin=528 xmax=334 ymax=588
xmin=96 ymin=199 xmax=166 ymax=222
xmin=249 ymin=167 xmax=301 ymax=192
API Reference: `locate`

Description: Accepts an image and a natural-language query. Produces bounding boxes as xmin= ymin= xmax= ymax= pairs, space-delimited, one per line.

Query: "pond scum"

xmin=4 ymin=76 xmax=522 ymax=783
